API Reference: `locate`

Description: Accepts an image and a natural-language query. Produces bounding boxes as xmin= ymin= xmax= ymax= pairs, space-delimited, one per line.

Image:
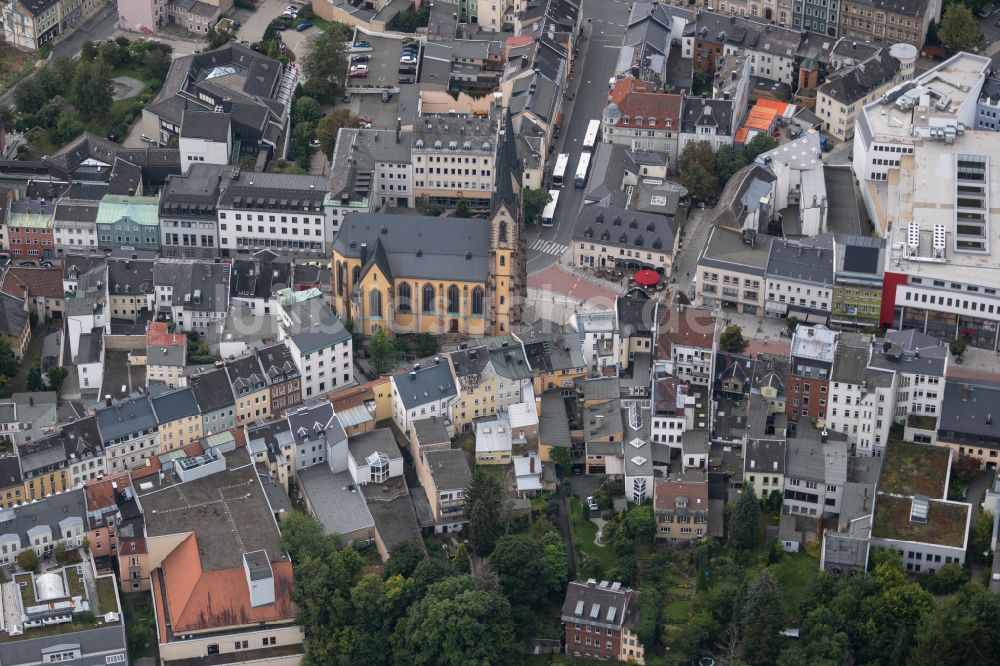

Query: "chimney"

xmin=105 ymin=394 xmax=112 ymax=407
xmin=963 ymin=384 xmax=970 ymax=401
xmin=820 ymin=428 xmax=828 ymax=443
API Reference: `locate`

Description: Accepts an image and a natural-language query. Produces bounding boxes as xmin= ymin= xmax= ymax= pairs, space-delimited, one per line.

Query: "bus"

xmin=582 ymin=119 xmax=601 ymax=150
xmin=541 ymin=189 xmax=560 ymax=227
xmin=552 ymin=153 xmax=570 ymax=187
xmin=574 ymin=152 xmax=592 ymax=188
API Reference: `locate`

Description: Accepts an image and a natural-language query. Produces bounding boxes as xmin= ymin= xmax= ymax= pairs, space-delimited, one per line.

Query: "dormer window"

xmin=648 ymin=116 xmax=656 ymax=126
xmin=635 ymin=117 xmax=643 ymax=126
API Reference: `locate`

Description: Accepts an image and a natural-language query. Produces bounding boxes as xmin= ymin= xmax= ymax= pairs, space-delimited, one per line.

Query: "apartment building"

xmin=826 ymin=339 xmax=896 ymax=457
xmin=937 ymin=380 xmax=1000 ymax=468
xmin=225 ymin=351 xmax=271 ymax=426
xmin=653 ymin=479 xmax=709 ymax=542
xmin=572 ymin=310 xmax=621 ymax=374
xmin=654 ymin=305 xmax=716 ymax=387
xmin=868 ymin=329 xmax=947 ymax=445
xmin=330 ymin=128 xmax=414 ymax=213
xmin=277 ymin=289 xmax=353 ymax=399
xmin=764 ymin=234 xmax=835 ymax=321
xmin=411 ymin=114 xmax=498 ymax=211
xmin=678 ymin=98 xmax=736 ymax=154
xmin=146 ymin=321 xmax=187 ymax=389
xmin=684 ymin=11 xmax=802 ymax=85
xmin=93 ymin=393 xmax=161 ymax=473
xmin=839 ymin=0 xmax=940 ymax=49
xmin=416 ymin=448 xmax=472 ymax=533
xmin=602 ymin=79 xmax=683 ymax=168
xmin=831 ymin=234 xmax=885 ymax=327
xmin=782 ymin=421 xmax=848 ymax=518
xmin=816 ymin=44 xmax=913 ymax=142
xmin=96 ymin=195 xmax=161 ymax=253
xmin=153 ymin=259 xmax=230 ymax=334
xmin=787 ymin=324 xmax=838 ymax=423
xmin=561 ymin=579 xmax=645 ymax=664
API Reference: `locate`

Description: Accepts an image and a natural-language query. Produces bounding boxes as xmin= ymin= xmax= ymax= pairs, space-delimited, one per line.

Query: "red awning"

xmin=634 ymin=269 xmax=660 ymax=287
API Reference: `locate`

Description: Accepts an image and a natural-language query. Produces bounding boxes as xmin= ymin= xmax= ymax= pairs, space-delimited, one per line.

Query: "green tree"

xmin=490 ymin=533 xmax=551 ymax=607
xmin=972 ymin=510 xmax=994 ymax=564
xmin=73 ymin=57 xmax=113 ymax=121
xmin=415 ymin=195 xmax=442 ymax=217
xmin=453 ymin=199 xmax=472 ymax=218
xmin=950 ymin=337 xmax=967 ymax=358
xmin=785 ymin=316 xmax=801 ymax=334
xmin=293 ymin=96 xmax=322 ymax=125
xmin=453 ymin=543 xmax=471 ymax=574
xmin=715 ymin=144 xmax=748 ymax=187
xmin=46 ymin=366 xmax=69 ymax=392
xmin=719 ymin=324 xmax=749 ymax=353
xmin=315 ymin=108 xmax=361 ymax=156
xmin=18 ymin=549 xmax=38 ymax=572
xmin=81 ymin=40 xmax=98 ymax=62
xmin=623 ymin=504 xmax=656 ymax=543
xmin=740 ymin=570 xmax=784 ymax=666
xmin=728 ymin=486 xmax=760 ymax=550
xmin=0 ymin=340 xmax=17 ymax=378
xmin=54 ymin=542 xmax=67 ymax=564
xmin=549 ymin=446 xmax=571 ymax=470
xmin=392 ymin=575 xmax=518 ymax=666
xmin=745 ymin=133 xmax=779 ymax=161
xmin=54 ymin=112 xmax=85 ymax=144
xmin=384 ymin=541 xmax=425 ymax=579
xmin=678 ymin=140 xmax=715 ymax=175
xmin=920 ymin=562 xmax=968 ymax=595
xmin=911 ymin=583 xmax=1000 ymax=666
xmin=681 ymin=161 xmax=715 ymax=201
xmin=26 ymin=365 xmax=44 ymax=392
xmin=412 ymin=333 xmax=438 ymax=357
xmin=205 ymin=25 xmax=231 ymax=49
xmin=938 ymin=3 xmax=979 ymax=52
xmin=302 ymin=30 xmax=348 ymax=103
xmin=465 ymin=467 xmax=504 ymax=556
xmin=368 ymin=328 xmax=404 ymax=373
xmin=522 ymin=187 xmax=551 ymax=223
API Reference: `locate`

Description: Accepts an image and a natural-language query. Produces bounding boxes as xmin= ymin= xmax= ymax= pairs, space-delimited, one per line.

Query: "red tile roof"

xmin=1 ymin=267 xmax=64 ymax=300
xmin=655 ymin=305 xmax=716 ymax=359
xmin=146 ymin=321 xmax=187 ymax=349
xmin=85 ymin=472 xmax=132 ymax=510
xmin=156 ymin=534 xmax=295 ymax=634
xmin=653 ymin=479 xmax=709 ymax=512
xmin=608 ymin=79 xmax=683 ymax=128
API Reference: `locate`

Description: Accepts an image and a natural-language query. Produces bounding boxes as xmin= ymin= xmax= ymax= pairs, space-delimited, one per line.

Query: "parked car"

xmin=400 ymin=54 xmax=417 ymax=64
xmin=587 ymin=496 xmax=599 ymax=512
xmin=349 ymin=66 xmax=368 ymax=78
xmin=296 ymin=21 xmax=312 ymax=31
xmin=351 ymin=54 xmax=370 ymax=63
xmin=354 ymin=40 xmax=371 ymax=48
xmin=399 ymin=75 xmax=415 ymax=84
xmin=381 ymin=90 xmax=391 ymax=102
xmin=398 ymin=65 xmax=416 ymax=74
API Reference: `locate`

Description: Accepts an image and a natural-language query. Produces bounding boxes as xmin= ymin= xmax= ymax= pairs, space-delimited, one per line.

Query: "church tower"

xmin=489 ymin=108 xmax=525 ymax=334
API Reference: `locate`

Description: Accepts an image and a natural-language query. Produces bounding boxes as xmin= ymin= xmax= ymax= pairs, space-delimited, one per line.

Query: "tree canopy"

xmin=745 ymin=133 xmax=779 ymax=161
xmin=465 ymin=468 xmax=505 ymax=556
xmin=938 ymin=3 xmax=979 ymax=52
xmin=719 ymin=324 xmax=749 ymax=354
xmin=302 ymin=30 xmax=349 ymax=103
xmin=728 ymin=486 xmax=760 ymax=550
xmin=369 ymin=328 xmax=404 ymax=373
xmin=522 ymin=187 xmax=552 ymax=223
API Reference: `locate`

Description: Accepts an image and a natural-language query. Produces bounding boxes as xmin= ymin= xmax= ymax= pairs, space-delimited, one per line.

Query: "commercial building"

xmin=330 ymin=127 xmax=413 ymax=214
xmin=572 ymin=205 xmax=677 ymax=275
xmin=216 ymin=171 xmax=331 ymax=258
xmin=975 ymin=76 xmax=1000 ymax=131
xmin=764 ymin=234 xmax=835 ymax=321
xmin=96 ymin=195 xmax=161 ymax=253
xmin=138 ymin=446 xmax=303 ymax=665
xmin=697 ymin=226 xmax=771 ymax=315
xmin=142 ymin=44 xmax=291 ymax=153
xmin=159 ymin=163 xmax=225 ymax=258
xmin=832 ymin=234 xmax=885 ymax=327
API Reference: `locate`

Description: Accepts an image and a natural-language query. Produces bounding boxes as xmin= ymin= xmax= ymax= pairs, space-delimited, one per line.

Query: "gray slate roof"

xmin=189 ymin=367 xmax=236 ymax=413
xmin=819 ymin=51 xmax=901 ymax=105
xmin=940 ymin=379 xmax=1000 ymax=438
xmin=765 ymin=233 xmax=835 ymax=286
xmin=423 ymin=449 xmax=470 ymax=490
xmin=93 ymin=393 xmax=158 ymax=443
xmin=395 ymin=363 xmax=458 ymax=410
xmin=152 ymin=387 xmax=201 ymax=424
xmin=281 ymin=298 xmax=351 ymax=354
xmin=181 ymin=109 xmax=232 ymax=142
xmin=349 ymin=428 xmax=401 ymax=467
xmin=335 ymin=213 xmax=492 ymax=283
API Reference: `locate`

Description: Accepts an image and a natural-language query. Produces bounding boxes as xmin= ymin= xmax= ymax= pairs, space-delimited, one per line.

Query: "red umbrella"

xmin=634 ymin=269 xmax=660 ymax=287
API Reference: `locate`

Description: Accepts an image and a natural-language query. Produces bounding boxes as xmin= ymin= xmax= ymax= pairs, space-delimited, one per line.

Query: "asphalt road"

xmin=524 ymin=0 xmax=631 ymax=276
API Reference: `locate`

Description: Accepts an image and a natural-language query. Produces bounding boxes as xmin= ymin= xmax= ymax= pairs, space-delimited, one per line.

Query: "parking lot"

xmin=347 ymin=32 xmax=418 ymax=90
xmin=233 ymin=0 xmax=290 ymax=43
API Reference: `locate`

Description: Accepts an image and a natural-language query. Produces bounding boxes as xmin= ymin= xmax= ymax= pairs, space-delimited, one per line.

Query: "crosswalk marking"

xmin=529 ymin=239 xmax=569 ymax=256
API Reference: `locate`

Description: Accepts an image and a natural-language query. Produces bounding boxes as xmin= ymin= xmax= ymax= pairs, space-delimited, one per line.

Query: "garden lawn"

xmin=768 ymin=552 xmax=821 ymax=623
xmin=0 ymin=45 xmax=36 ymax=94
xmin=567 ymin=496 xmax=617 ymax=575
